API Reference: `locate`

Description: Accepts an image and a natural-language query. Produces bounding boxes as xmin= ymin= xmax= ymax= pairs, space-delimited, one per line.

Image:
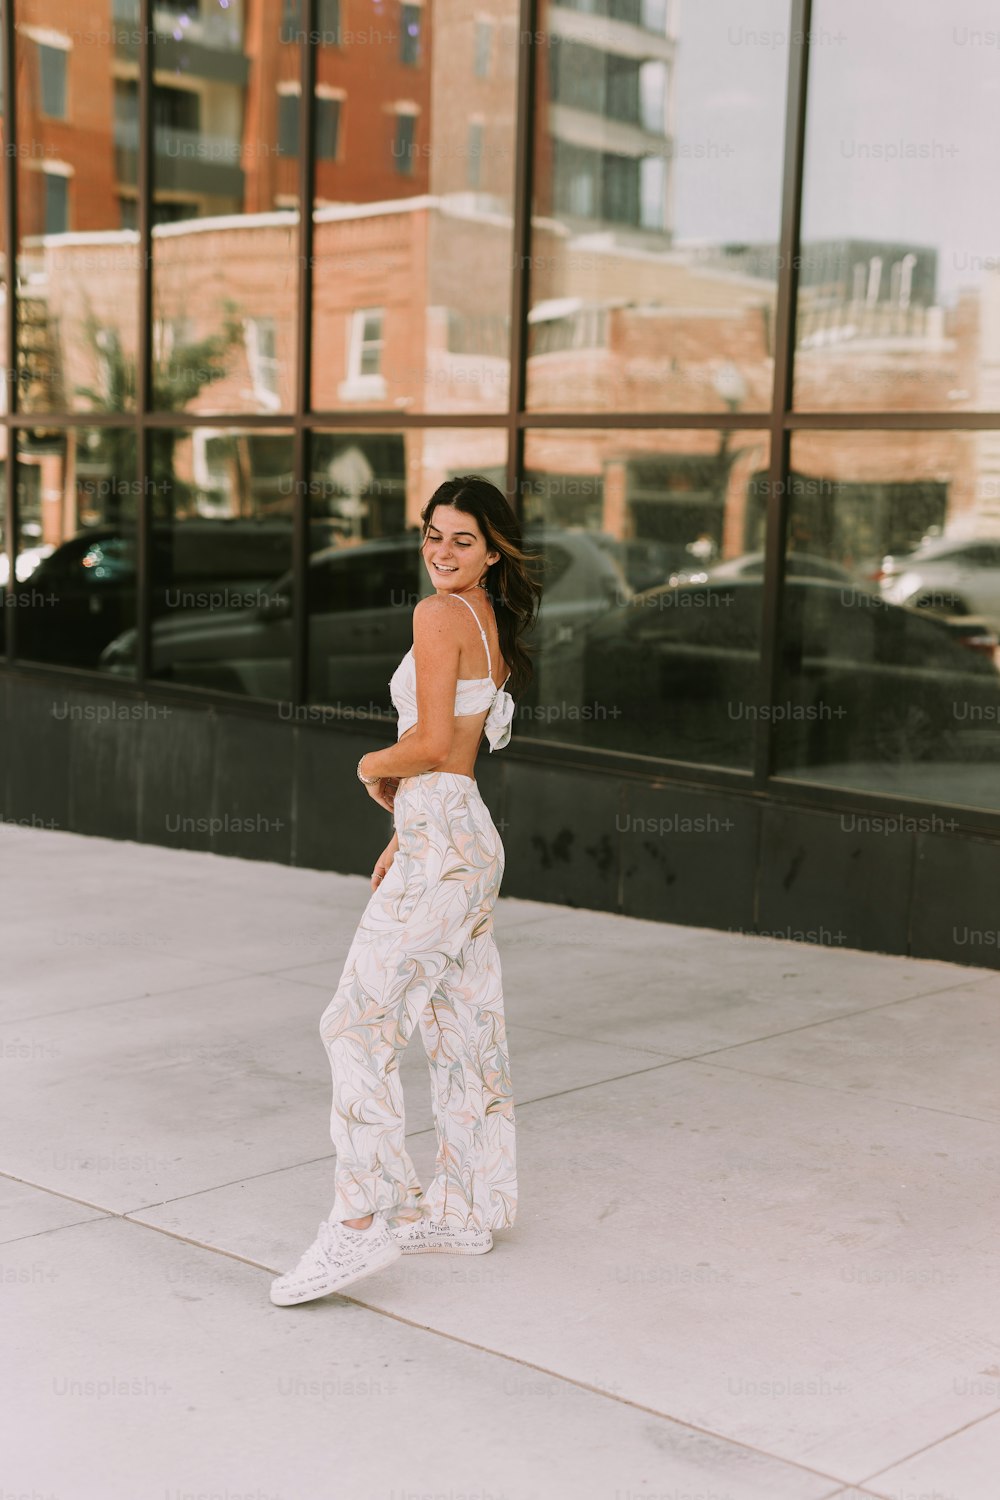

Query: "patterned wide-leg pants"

xmin=319 ymin=770 xmax=516 ymax=1230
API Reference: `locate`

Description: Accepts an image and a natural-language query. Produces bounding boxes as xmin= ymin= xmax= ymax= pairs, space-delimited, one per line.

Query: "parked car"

xmin=671 ymin=549 xmax=855 ymax=586
xmin=15 ymin=521 xmax=301 ymax=670
xmin=575 ymin=578 xmax=1000 ymax=772
xmin=99 ymin=526 xmax=630 ymax=702
xmin=589 ymin=534 xmax=688 ymax=595
xmin=877 ymin=536 xmax=1000 ymax=627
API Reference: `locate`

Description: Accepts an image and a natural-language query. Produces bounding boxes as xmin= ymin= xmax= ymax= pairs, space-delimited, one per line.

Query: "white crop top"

xmin=388 ymin=594 xmax=515 ymax=752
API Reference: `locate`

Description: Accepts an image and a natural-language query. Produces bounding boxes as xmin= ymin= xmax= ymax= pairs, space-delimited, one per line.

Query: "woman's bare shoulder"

xmin=412 ymin=593 xmax=463 ymax=645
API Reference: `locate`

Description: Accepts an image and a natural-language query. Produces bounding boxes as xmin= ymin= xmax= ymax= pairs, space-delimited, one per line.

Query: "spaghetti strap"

xmin=450 ymin=593 xmax=492 ymax=676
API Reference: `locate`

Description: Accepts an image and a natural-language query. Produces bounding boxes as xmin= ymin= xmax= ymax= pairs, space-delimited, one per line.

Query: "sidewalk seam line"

xmin=0 ymin=965 xmax=347 ymax=1027
xmin=98 ymin=1210 xmax=865 ymax=1496
xmin=690 ymin=1058 xmax=1000 ymax=1128
xmin=856 ymin=1399 xmax=1000 ymax=1490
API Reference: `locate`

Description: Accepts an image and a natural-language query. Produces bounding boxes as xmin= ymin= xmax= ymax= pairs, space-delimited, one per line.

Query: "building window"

xmin=44 ymin=173 xmax=69 ymax=234
xmin=603 ymin=153 xmax=639 ymax=225
xmin=278 ymin=92 xmax=340 ymax=159
xmin=354 ymin=309 xmax=384 ymax=378
xmin=244 ymin=317 xmax=282 ymax=411
xmin=400 ymin=4 xmax=422 ymax=66
xmin=393 ymin=112 xmax=416 ymax=174
xmin=467 ymin=122 xmax=483 ymax=189
xmin=550 ymin=40 xmax=667 ymax=136
xmin=278 ymin=93 xmax=298 ymax=156
xmin=473 ymin=19 xmax=492 ymax=77
xmin=152 ymin=82 xmax=200 ymax=139
xmin=281 ymin=0 xmax=341 ymax=41
xmin=315 ymin=98 xmax=340 ymax=159
xmin=114 ymin=78 xmax=139 ymax=146
xmin=638 ymin=59 xmax=668 ymax=133
xmin=38 ymin=43 xmax=68 ymax=119
xmin=553 ymin=140 xmax=597 ymax=219
xmin=319 ymin=0 xmax=341 ymax=43
xmin=639 ymin=155 xmax=666 ymax=230
xmin=119 ymin=197 xmax=138 ymax=230
xmin=339 ymin=308 xmax=387 ymax=400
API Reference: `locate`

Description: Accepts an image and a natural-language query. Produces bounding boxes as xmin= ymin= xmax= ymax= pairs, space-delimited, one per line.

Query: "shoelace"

xmin=289 ymin=1219 xmax=345 ymax=1274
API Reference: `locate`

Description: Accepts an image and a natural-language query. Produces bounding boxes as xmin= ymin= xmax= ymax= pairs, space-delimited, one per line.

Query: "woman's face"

xmin=422 ymin=505 xmax=498 ymax=592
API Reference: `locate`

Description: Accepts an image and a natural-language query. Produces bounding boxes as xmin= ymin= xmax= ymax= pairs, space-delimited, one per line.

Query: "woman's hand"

xmin=364 ymin=775 xmax=399 ymax=814
xmin=371 ymin=834 xmax=399 ymax=892
xmin=359 ymin=752 xmax=400 ymax=813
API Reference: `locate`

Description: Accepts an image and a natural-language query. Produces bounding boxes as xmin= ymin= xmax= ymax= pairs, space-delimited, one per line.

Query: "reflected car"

xmin=671 ymin=549 xmax=855 ymax=586
xmin=17 ymin=522 xmax=299 ymax=669
xmin=99 ymin=527 xmax=629 ymax=701
xmin=589 ymin=534 xmax=688 ymax=595
xmin=576 ymin=578 xmax=1000 ymax=772
xmin=877 ymin=537 xmax=1000 ymax=627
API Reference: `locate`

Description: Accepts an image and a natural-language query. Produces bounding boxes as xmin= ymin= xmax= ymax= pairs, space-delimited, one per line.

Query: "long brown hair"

xmin=420 ymin=476 xmax=542 ymax=699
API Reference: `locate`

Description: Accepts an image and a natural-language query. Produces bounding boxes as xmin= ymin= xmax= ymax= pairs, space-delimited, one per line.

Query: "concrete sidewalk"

xmin=2 ymin=823 xmax=998 ymax=1500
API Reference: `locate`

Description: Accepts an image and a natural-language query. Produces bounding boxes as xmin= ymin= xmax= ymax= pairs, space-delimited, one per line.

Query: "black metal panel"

xmin=620 ymin=781 xmax=759 ymax=932
xmin=292 ymin=719 xmax=391 ymax=875
xmin=209 ymin=712 xmax=294 ymax=864
xmin=138 ymin=703 xmax=216 ymax=851
xmin=501 ymin=759 xmax=620 ymax=912
xmin=910 ymin=831 xmax=1000 ymax=971
xmin=4 ymin=678 xmax=73 ymax=832
xmin=68 ymin=699 xmax=142 ymax=842
xmin=0 ymin=675 xmax=9 ymax=815
xmin=757 ymin=800 xmax=912 ymax=957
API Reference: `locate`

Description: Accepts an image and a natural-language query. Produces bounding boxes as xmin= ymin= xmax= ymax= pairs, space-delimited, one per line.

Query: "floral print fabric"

xmin=319 ymin=771 xmax=517 ymax=1230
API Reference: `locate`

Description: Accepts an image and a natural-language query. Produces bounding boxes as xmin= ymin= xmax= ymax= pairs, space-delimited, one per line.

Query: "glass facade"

xmin=2 ymin=0 xmax=1000 ymax=834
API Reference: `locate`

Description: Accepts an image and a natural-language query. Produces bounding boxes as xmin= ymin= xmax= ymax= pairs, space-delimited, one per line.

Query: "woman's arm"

xmin=358 ymin=595 xmax=459 ymax=783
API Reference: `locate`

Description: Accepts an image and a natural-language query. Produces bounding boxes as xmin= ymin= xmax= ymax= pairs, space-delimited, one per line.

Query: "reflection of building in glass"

xmin=536 ymin=0 xmax=676 ymax=237
xmin=6 ymin=3 xmax=1000 ymax=954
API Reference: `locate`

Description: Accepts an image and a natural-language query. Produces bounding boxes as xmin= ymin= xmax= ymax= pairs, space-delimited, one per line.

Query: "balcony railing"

xmin=112 ymin=0 xmax=243 ymax=51
xmin=114 ymin=120 xmax=244 ymax=164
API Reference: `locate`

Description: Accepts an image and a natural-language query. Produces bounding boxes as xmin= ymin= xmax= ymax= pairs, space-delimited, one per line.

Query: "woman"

xmin=271 ymin=476 xmax=541 ymax=1306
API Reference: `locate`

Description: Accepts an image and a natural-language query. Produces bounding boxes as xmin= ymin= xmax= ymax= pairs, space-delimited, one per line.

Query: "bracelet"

xmin=357 ymin=754 xmax=380 ymax=786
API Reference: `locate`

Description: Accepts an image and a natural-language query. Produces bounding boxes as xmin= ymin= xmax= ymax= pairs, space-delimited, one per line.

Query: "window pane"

xmin=149 ymin=6 xmax=298 ymax=414
xmin=39 ymin=45 xmax=68 ymax=119
xmin=474 ymin=20 xmax=493 ymax=77
xmin=310 ymin=0 xmax=519 ymax=413
xmin=315 ymin=98 xmax=340 ymax=160
xmin=774 ymin=433 xmax=1000 ymax=810
xmin=277 ymin=94 xmax=298 ymax=156
xmin=401 ymin=4 xmax=423 ymax=66
xmin=796 ymin=1 xmax=1000 ymax=413
xmin=12 ymin=429 xmax=137 ymax=673
xmin=521 ymin=428 xmax=771 ymax=768
xmin=133 ymin=429 xmax=296 ymax=699
xmin=394 ymin=114 xmax=416 ymax=175
xmin=306 ymin=429 xmax=507 ymax=709
xmin=528 ymin=0 xmax=789 ymax=413
xmin=43 ymin=175 xmax=69 ymax=234
xmin=15 ymin=17 xmax=139 ymax=416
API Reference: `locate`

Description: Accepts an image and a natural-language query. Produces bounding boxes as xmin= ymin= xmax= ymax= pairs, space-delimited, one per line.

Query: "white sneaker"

xmin=270 ymin=1213 xmax=401 ymax=1306
xmin=390 ymin=1216 xmax=493 ymax=1256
